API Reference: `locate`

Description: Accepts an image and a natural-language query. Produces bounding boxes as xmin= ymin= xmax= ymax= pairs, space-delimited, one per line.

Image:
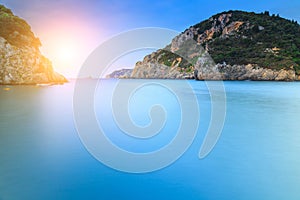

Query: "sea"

xmin=0 ymin=79 xmax=300 ymax=200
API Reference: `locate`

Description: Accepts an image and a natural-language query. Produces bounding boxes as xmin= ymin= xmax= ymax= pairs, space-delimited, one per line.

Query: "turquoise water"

xmin=1 ymin=80 xmax=300 ymax=199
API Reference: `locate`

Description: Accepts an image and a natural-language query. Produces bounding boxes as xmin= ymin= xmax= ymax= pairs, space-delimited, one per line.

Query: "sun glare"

xmin=57 ymin=45 xmax=76 ymax=63
xmin=39 ymin=20 xmax=100 ymax=77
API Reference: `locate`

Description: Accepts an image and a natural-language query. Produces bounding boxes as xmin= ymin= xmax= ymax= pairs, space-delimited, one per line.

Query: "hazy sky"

xmin=0 ymin=0 xmax=299 ymax=77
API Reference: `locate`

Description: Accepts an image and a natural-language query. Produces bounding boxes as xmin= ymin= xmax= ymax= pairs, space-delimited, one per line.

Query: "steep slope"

xmin=0 ymin=5 xmax=67 ymax=84
xmin=131 ymin=10 xmax=300 ymax=81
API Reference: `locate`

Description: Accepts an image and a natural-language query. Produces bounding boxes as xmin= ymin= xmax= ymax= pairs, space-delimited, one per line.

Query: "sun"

xmin=57 ymin=45 xmax=76 ymax=63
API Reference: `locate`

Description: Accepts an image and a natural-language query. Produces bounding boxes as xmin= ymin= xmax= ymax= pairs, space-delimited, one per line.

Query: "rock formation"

xmin=129 ymin=10 xmax=300 ymax=81
xmin=0 ymin=5 xmax=67 ymax=85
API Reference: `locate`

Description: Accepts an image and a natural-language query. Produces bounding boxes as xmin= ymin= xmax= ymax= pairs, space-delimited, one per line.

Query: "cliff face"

xmin=130 ymin=11 xmax=300 ymax=81
xmin=0 ymin=5 xmax=67 ymax=85
xmin=195 ymin=58 xmax=297 ymax=81
xmin=131 ymin=49 xmax=194 ymax=79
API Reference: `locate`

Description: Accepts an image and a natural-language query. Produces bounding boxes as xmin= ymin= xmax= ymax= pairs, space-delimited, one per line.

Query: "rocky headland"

xmin=0 ymin=5 xmax=67 ymax=85
xmin=118 ymin=11 xmax=300 ymax=81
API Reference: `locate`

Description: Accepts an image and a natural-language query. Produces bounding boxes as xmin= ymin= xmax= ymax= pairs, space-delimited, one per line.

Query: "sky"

xmin=0 ymin=0 xmax=300 ymax=77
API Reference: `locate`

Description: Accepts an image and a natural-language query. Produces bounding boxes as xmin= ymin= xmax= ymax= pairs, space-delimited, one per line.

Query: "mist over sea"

xmin=1 ymin=80 xmax=300 ymax=200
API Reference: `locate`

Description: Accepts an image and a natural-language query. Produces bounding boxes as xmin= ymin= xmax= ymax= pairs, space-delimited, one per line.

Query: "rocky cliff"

xmin=0 ymin=5 xmax=67 ymax=85
xmin=130 ymin=11 xmax=300 ymax=81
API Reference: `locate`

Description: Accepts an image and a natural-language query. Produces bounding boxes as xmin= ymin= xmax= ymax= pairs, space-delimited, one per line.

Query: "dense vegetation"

xmin=205 ymin=11 xmax=300 ymax=74
xmin=0 ymin=5 xmax=41 ymax=48
xmin=154 ymin=11 xmax=300 ymax=75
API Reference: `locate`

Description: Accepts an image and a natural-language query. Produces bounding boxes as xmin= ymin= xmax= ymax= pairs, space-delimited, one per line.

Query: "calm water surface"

xmin=0 ymin=80 xmax=300 ymax=200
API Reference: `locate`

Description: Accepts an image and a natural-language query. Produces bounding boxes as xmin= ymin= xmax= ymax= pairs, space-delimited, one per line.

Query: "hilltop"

xmin=130 ymin=11 xmax=300 ymax=81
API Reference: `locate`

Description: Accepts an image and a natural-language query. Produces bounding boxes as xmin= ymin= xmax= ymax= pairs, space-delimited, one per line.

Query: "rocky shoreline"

xmin=109 ymin=64 xmax=299 ymax=81
xmin=194 ymin=63 xmax=299 ymax=81
xmin=108 ymin=52 xmax=299 ymax=81
xmin=0 ymin=36 xmax=67 ymax=85
xmin=107 ymin=11 xmax=300 ymax=82
xmin=0 ymin=5 xmax=67 ymax=85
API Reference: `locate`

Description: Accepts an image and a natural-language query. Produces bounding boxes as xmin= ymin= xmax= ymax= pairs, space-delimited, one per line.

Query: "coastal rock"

xmin=129 ymin=10 xmax=300 ymax=81
xmin=171 ymin=28 xmax=195 ymax=52
xmin=0 ymin=5 xmax=67 ymax=85
xmin=195 ymin=63 xmax=296 ymax=81
xmin=194 ymin=53 xmax=222 ymax=80
xmin=0 ymin=37 xmax=67 ymax=84
xmin=275 ymin=69 xmax=296 ymax=81
xmin=131 ymin=62 xmax=194 ymax=79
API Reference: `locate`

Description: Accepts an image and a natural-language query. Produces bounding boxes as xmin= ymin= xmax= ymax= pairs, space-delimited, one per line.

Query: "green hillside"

xmin=156 ymin=11 xmax=300 ymax=75
xmin=0 ymin=5 xmax=41 ymax=48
